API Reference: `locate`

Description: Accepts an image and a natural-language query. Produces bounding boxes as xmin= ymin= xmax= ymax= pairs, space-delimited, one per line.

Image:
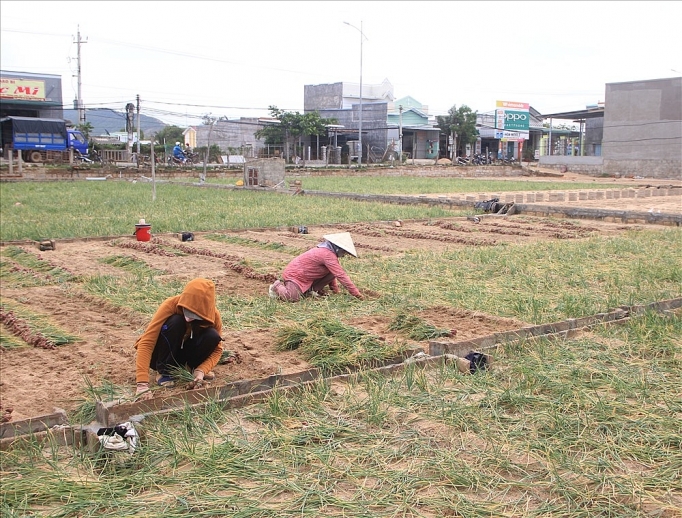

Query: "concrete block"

xmin=588 ymin=191 xmax=596 ymax=200
xmin=0 ymin=425 xmax=83 ymax=452
xmin=579 ymin=192 xmax=588 ymax=200
xmin=596 ymin=191 xmax=605 ymax=200
xmin=0 ymin=410 xmax=68 ymax=439
xmin=557 ymin=192 xmax=565 ymax=201
xmin=535 ymin=192 xmax=544 ymax=202
xmin=526 ymin=193 xmax=535 ymax=202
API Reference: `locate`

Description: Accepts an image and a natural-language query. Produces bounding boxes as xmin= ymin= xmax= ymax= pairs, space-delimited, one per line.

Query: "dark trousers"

xmin=150 ymin=314 xmax=221 ymax=375
xmin=310 ymin=273 xmax=335 ymax=293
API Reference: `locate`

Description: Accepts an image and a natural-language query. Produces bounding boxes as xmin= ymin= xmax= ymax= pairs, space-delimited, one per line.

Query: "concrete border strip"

xmin=1 ymin=298 xmax=679 ymax=451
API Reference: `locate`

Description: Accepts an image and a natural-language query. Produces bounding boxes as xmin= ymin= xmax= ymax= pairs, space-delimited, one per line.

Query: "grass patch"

xmin=206 ymin=233 xmax=306 ymax=256
xmin=70 ymin=378 xmax=128 ymax=425
xmin=0 ymin=301 xmax=79 ymax=347
xmin=0 ymin=181 xmax=459 ymax=241
xmin=80 ymin=274 xmax=187 ymax=318
xmin=1 ymin=173 xmax=681 ymax=515
xmin=99 ymin=254 xmax=166 ymax=276
xmin=3 ymin=311 xmax=679 ymax=516
xmin=276 ymin=318 xmax=408 ymax=371
xmin=349 ymin=229 xmax=682 ymax=324
xmin=0 ymin=323 xmax=27 ymax=349
xmin=388 ymin=311 xmax=455 ymax=340
xmin=0 ymin=246 xmax=77 ymax=285
xmin=292 ymin=175 xmax=623 ymax=194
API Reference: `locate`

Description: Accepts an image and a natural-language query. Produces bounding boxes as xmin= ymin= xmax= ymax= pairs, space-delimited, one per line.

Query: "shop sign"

xmin=495 ymin=130 xmax=529 ymax=140
xmin=495 ymin=100 xmax=530 ymax=132
xmin=0 ymin=78 xmax=46 ymax=101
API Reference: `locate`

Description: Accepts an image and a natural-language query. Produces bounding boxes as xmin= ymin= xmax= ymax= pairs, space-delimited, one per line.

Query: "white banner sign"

xmin=494 ymin=130 xmax=529 ymax=140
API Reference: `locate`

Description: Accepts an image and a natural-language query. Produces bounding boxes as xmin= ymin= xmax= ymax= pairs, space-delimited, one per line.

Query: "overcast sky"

xmin=2 ymin=1 xmax=680 ymax=126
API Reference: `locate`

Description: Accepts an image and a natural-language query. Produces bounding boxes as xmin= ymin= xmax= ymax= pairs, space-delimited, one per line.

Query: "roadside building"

xmin=304 ymin=80 xmax=441 ymax=163
xmin=476 ymin=106 xmax=544 ymax=161
xmin=539 ymin=76 xmax=680 ymax=178
xmin=602 ymin=77 xmax=681 ymax=178
xmin=387 ymin=97 xmax=440 ymax=161
xmin=190 ymin=118 xmax=273 ymax=160
xmin=1 ymin=70 xmax=64 ymax=120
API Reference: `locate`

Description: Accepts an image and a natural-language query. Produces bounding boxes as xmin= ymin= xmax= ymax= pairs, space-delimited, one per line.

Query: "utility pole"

xmin=344 ymin=21 xmax=366 ymax=168
xmin=398 ymin=105 xmax=403 ymax=163
xmin=136 ymin=94 xmax=141 ymax=159
xmin=201 ymin=116 xmax=216 ymax=184
xmin=74 ymin=26 xmax=87 ymax=125
xmin=125 ymin=103 xmax=134 ymax=156
xmin=359 ymin=20 xmax=363 ymax=168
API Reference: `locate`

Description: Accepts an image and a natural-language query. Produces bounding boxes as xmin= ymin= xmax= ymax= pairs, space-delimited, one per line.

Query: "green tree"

xmin=153 ymin=125 xmax=185 ymax=146
xmin=255 ymin=106 xmax=336 ymax=163
xmin=436 ymin=105 xmax=478 ymax=159
xmin=76 ymin=122 xmax=94 ymax=140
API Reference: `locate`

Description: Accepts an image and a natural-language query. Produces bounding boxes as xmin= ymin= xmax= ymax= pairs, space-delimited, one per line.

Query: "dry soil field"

xmin=1 ymin=171 xmax=680 ymax=422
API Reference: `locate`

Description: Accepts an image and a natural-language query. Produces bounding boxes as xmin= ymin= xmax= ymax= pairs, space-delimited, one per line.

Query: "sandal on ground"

xmin=157 ymin=375 xmax=176 ymax=387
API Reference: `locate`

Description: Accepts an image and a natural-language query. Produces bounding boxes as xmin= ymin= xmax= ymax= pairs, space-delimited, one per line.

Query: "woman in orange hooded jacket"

xmin=134 ymin=278 xmax=223 ymax=396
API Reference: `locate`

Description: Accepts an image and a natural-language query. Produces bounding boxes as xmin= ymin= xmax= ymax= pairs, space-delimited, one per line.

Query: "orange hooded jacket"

xmin=135 ymin=278 xmax=223 ymax=383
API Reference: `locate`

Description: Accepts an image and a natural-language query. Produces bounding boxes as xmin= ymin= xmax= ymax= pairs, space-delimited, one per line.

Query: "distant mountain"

xmin=63 ymin=108 xmax=168 ymax=137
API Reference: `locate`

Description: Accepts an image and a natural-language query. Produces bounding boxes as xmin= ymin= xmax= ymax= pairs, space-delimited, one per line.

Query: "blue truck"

xmin=1 ymin=116 xmax=89 ymax=163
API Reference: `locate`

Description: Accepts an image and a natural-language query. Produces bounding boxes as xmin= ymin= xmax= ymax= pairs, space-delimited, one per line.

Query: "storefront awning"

xmin=539 ymin=108 xmax=604 ymax=120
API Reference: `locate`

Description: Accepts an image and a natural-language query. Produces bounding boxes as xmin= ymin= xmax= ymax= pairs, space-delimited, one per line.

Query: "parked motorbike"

xmin=456 ymin=156 xmax=470 ymax=165
xmin=74 ymin=151 xmax=91 ymax=163
xmin=472 ymin=154 xmax=487 ymax=165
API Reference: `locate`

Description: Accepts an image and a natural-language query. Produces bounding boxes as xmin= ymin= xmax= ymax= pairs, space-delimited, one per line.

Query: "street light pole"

xmin=398 ymin=104 xmax=403 ymax=162
xmin=359 ymin=20 xmax=362 ymax=167
xmin=344 ymin=21 xmax=365 ymax=167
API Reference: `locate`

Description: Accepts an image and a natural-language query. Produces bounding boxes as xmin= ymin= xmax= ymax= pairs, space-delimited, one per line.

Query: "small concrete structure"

xmin=243 ymin=158 xmax=286 ymax=188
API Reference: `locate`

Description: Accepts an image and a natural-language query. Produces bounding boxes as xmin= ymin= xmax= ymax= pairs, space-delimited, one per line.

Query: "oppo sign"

xmin=502 ymin=110 xmax=529 ymax=131
xmin=495 ymin=101 xmax=530 ymax=132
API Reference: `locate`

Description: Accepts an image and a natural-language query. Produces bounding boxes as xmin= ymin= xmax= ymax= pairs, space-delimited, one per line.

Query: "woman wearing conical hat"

xmin=269 ymin=232 xmax=364 ymax=302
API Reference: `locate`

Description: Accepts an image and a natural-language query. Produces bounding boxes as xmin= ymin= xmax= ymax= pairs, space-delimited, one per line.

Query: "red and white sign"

xmin=0 ymin=78 xmax=46 ymax=101
xmin=496 ymin=100 xmax=530 ymax=110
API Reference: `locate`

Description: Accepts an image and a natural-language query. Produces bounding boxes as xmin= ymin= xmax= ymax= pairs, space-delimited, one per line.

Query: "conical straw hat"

xmin=323 ymin=232 xmax=358 ymax=257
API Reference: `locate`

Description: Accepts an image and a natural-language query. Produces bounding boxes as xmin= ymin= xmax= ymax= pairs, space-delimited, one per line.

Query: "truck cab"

xmin=68 ymin=129 xmax=89 ymax=156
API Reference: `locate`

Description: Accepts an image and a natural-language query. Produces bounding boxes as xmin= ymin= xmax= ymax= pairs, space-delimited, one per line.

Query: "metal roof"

xmin=540 ymin=108 xmax=605 ymax=120
xmin=401 ymin=124 xmax=440 ymax=131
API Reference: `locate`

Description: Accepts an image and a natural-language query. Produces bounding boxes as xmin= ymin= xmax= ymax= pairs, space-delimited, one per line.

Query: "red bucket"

xmin=134 ymin=224 xmax=152 ymax=242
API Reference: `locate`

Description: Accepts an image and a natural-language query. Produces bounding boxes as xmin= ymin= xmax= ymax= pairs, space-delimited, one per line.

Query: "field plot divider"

xmin=1 ymin=298 xmax=679 ymax=451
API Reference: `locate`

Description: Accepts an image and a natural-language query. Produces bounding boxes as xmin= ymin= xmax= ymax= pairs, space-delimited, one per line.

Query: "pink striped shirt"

xmin=282 ymin=246 xmax=362 ymax=297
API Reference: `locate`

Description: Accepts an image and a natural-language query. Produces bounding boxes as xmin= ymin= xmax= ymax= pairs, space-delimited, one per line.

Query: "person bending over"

xmin=269 ymin=232 xmax=364 ymax=302
xmin=134 ymin=278 xmax=223 ymax=397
